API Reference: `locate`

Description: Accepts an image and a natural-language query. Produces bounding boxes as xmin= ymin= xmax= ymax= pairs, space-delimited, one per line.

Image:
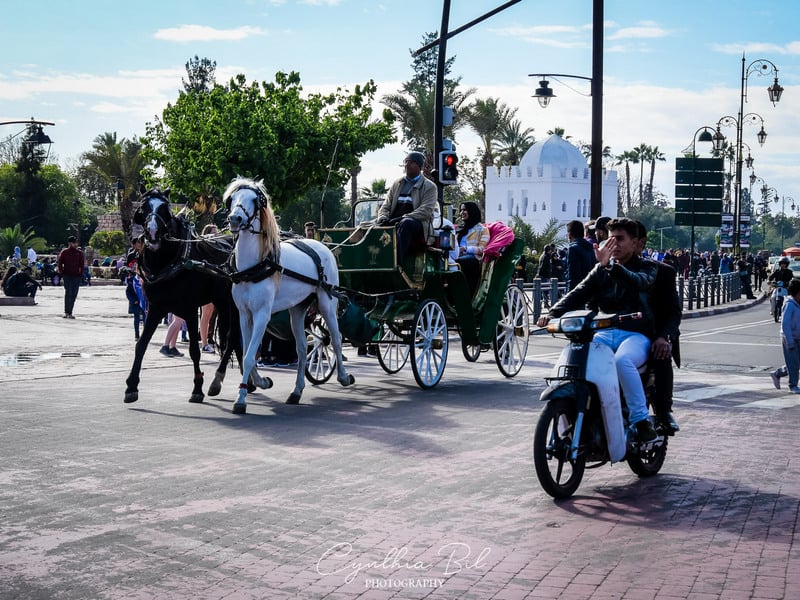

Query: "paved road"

xmin=1 ymin=286 xmax=798 ymax=599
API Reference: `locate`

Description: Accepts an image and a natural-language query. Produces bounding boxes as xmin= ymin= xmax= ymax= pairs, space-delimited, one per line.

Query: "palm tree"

xmin=615 ymin=150 xmax=639 ymax=213
xmin=81 ymin=133 xmax=149 ymax=241
xmin=464 ymin=97 xmax=517 ymax=176
xmin=632 ymin=143 xmax=650 ymax=206
xmin=646 ymin=146 xmax=666 ymax=205
xmin=360 ymin=178 xmax=389 ymax=199
xmin=546 ymin=127 xmax=571 ymax=139
xmin=495 ymin=119 xmax=535 ymax=167
xmin=382 ymin=80 xmax=472 ymax=174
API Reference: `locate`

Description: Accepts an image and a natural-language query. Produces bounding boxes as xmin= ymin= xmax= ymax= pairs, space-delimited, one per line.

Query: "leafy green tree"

xmin=144 ymin=70 xmax=394 ymax=212
xmin=279 ymin=187 xmax=349 ymax=232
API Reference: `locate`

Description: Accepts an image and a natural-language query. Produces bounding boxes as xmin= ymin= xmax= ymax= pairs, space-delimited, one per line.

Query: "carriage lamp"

xmin=438 ymin=225 xmax=453 ymax=252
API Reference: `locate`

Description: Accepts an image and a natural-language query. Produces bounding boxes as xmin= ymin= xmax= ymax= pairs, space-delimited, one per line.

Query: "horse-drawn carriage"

xmin=308 ymin=199 xmax=530 ymax=389
xmin=126 ymin=179 xmax=529 ymax=413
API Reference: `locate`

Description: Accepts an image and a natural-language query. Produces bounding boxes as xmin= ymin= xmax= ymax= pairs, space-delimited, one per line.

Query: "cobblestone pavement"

xmin=0 ymin=286 xmax=797 ymax=599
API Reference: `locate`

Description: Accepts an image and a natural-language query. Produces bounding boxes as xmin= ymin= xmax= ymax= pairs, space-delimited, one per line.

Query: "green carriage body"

xmin=320 ymin=225 xmax=524 ymax=346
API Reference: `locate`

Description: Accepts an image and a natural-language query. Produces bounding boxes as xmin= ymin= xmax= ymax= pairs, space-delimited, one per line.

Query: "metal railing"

xmin=518 ymin=272 xmax=746 ymax=323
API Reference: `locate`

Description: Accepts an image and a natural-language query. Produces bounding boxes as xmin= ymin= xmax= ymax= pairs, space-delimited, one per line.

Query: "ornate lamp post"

xmin=720 ymin=55 xmax=783 ymax=256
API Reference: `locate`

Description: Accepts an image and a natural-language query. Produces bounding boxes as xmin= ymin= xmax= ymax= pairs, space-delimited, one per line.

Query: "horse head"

xmin=223 ymin=177 xmax=281 ymax=260
xmin=133 ymin=188 xmax=174 ymax=250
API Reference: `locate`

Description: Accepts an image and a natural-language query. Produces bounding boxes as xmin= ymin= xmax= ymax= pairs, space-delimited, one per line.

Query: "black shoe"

xmin=167 ymin=347 xmax=184 ymax=357
xmin=658 ymin=412 xmax=680 ymax=433
xmin=633 ymin=419 xmax=658 ymax=443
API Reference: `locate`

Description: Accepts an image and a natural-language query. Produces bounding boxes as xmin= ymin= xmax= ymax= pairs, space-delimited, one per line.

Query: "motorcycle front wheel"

xmin=533 ymin=397 xmax=586 ymax=499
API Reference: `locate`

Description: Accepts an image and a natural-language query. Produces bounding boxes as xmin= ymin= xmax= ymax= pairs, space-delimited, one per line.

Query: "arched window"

xmin=562 ymin=201 xmax=567 ymax=213
xmin=541 ymin=202 xmax=546 ymax=211
xmin=576 ymin=201 xmax=581 ymax=217
xmin=532 ymin=202 xmax=537 ymax=212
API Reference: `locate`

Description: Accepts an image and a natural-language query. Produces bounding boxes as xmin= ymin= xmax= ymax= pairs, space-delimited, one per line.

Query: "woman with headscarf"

xmin=453 ymin=201 xmax=489 ymax=295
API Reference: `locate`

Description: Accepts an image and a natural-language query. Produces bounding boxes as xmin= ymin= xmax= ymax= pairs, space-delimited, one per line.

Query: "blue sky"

xmin=1 ymin=0 xmax=798 ymax=212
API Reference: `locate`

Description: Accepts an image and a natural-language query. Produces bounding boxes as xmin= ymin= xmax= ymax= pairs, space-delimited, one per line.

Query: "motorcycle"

xmin=770 ymin=281 xmax=788 ymax=323
xmin=533 ymin=310 xmax=670 ymax=499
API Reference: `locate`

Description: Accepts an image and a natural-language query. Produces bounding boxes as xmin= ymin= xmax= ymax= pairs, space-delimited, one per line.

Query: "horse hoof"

xmin=247 ymin=383 xmax=257 ymax=393
xmin=189 ymin=393 xmax=204 ymax=404
xmin=339 ymin=374 xmax=355 ymax=387
xmin=232 ymin=403 xmax=247 ymax=415
xmin=124 ymin=392 xmax=139 ymax=404
xmin=286 ymin=394 xmax=301 ymax=405
xmin=256 ymin=376 xmax=273 ymax=390
xmin=207 ymin=380 xmax=221 ymax=396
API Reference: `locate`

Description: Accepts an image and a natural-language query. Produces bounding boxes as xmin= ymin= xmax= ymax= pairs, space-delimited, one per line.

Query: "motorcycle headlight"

xmin=556 ymin=316 xmax=586 ymax=333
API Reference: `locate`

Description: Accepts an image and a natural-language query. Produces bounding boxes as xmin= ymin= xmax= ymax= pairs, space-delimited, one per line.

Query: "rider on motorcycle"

xmin=769 ymin=257 xmax=794 ymax=289
xmin=536 ymin=217 xmax=659 ymax=443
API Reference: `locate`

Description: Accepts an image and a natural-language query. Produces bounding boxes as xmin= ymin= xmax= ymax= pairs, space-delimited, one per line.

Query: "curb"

xmin=683 ymin=292 xmax=768 ymax=318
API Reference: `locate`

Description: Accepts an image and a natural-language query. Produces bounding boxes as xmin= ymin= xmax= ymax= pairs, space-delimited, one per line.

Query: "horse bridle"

xmin=227 ymin=185 xmax=269 ymax=234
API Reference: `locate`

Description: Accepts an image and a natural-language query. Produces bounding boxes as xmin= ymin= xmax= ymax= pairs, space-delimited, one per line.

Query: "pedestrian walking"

xmin=57 ymin=235 xmax=85 ymax=318
xmin=770 ymin=278 xmax=800 ymax=393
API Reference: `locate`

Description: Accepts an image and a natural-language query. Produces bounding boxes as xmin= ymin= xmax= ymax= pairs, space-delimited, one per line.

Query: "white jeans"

xmin=593 ymin=329 xmax=651 ymax=424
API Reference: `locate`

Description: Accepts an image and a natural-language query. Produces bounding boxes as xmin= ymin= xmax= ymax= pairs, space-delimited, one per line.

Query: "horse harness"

xmin=226 ymin=238 xmax=338 ymax=298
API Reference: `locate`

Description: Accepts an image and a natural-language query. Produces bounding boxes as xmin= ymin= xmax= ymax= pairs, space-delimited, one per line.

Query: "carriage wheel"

xmin=461 ymin=341 xmax=481 ymax=362
xmin=377 ymin=327 xmax=410 ymax=374
xmin=305 ymin=315 xmax=336 ymax=384
xmin=410 ymin=299 xmax=448 ymax=389
xmin=493 ymin=285 xmax=529 ymax=377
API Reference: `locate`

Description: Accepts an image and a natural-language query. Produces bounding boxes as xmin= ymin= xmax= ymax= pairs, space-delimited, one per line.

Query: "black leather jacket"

xmin=548 ymin=255 xmax=658 ymax=337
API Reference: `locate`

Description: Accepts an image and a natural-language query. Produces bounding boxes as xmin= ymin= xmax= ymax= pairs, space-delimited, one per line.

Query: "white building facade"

xmin=484 ymin=133 xmax=618 ymax=232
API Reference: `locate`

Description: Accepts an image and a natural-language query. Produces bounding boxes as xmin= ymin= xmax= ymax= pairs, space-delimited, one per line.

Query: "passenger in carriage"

xmin=376 ymin=151 xmax=437 ymax=264
xmin=452 ymin=202 xmax=489 ymax=295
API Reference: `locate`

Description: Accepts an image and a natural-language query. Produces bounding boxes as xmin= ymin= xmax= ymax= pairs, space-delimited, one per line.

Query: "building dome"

xmin=519 ymin=133 xmax=588 ymax=172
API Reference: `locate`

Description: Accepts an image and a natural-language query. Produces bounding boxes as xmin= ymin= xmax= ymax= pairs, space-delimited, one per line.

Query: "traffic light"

xmin=438 ymin=150 xmax=458 ymax=185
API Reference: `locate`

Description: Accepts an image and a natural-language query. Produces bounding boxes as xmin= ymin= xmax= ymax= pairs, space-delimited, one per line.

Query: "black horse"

xmin=124 ymin=188 xmax=242 ymax=404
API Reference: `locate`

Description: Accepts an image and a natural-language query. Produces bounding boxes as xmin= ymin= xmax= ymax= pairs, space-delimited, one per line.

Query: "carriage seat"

xmin=471 ymin=222 xmax=517 ymax=309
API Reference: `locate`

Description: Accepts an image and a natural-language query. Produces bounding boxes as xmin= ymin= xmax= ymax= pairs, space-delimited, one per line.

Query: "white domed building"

xmin=484 ymin=133 xmax=617 ymax=231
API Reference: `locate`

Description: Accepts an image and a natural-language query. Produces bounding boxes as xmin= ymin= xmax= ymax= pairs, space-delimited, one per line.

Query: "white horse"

xmin=224 ymin=177 xmax=353 ymax=413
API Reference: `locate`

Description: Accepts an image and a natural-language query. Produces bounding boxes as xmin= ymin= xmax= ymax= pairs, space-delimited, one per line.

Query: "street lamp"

xmin=725 ymin=55 xmax=782 ymax=256
xmin=0 ymin=118 xmax=55 ymax=159
xmin=528 ymin=0 xmax=604 ymax=219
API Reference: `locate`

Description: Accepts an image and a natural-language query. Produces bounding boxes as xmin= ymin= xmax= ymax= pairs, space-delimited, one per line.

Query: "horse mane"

xmin=223 ymin=177 xmax=281 ymax=261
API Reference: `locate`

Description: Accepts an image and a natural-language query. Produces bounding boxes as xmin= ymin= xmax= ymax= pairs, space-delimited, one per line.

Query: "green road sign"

xmin=675 ymin=185 xmax=725 ymax=199
xmin=675 ymin=213 xmax=721 ymax=227
xmin=675 ymin=199 xmax=723 ymax=213
xmin=675 ymin=170 xmax=725 ymax=185
xmin=675 ymin=157 xmax=725 ymax=172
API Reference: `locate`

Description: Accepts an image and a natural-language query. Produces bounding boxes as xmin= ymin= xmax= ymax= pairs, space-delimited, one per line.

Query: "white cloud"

xmin=153 ymin=24 xmax=267 ymax=42
xmin=608 ymin=25 xmax=671 ymax=41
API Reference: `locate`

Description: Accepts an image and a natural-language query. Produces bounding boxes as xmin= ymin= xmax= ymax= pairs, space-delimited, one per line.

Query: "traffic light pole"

xmin=433 ymin=0 xmax=451 ymax=214
xmin=417 ymin=0 xmax=524 ymax=215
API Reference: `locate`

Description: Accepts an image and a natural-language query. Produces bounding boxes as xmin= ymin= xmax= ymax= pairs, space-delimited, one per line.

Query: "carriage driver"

xmin=376 ymin=151 xmax=438 ymax=264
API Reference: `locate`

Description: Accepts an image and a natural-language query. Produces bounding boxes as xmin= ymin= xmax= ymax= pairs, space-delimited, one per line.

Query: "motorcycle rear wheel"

xmin=627 ymin=434 xmax=668 ymax=477
xmin=533 ymin=397 xmax=586 ymax=499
